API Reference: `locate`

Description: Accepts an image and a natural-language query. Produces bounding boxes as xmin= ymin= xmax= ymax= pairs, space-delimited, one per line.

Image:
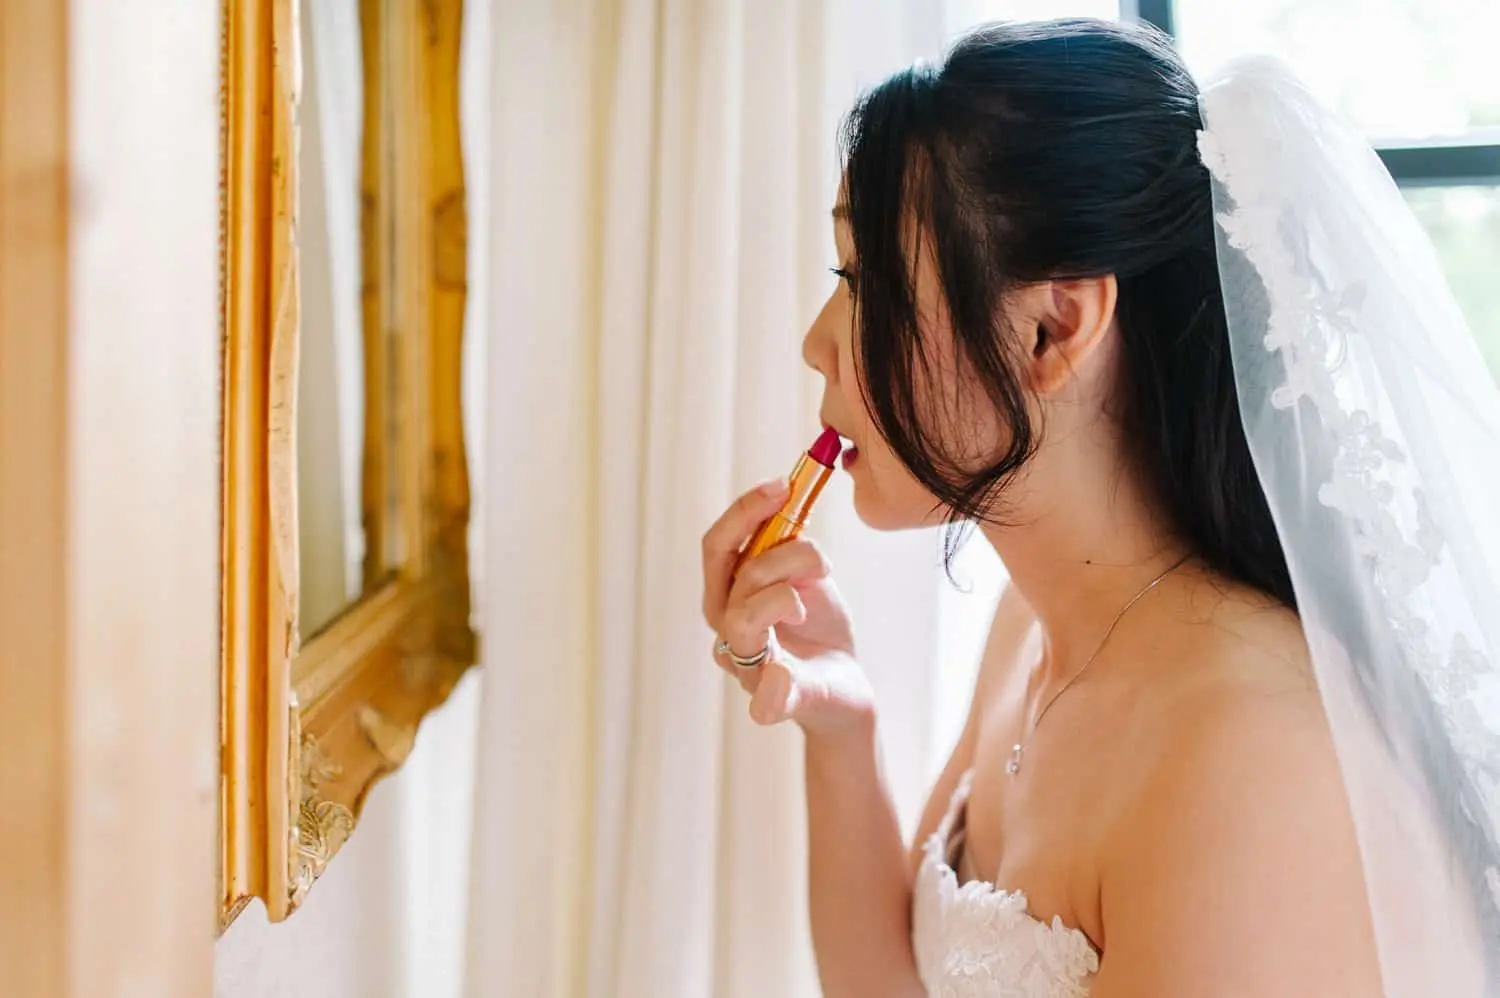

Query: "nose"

xmin=802 ymin=294 xmax=838 ymax=378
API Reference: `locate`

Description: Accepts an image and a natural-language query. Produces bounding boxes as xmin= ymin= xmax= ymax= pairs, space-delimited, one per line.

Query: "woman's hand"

xmin=701 ymin=479 xmax=875 ymax=740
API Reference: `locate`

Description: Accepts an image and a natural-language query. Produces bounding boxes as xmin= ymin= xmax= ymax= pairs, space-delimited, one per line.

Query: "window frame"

xmin=1120 ymin=0 xmax=1500 ymax=189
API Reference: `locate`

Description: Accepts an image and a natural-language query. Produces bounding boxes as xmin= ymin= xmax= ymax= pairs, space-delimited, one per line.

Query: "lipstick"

xmin=736 ymin=426 xmax=843 ymax=573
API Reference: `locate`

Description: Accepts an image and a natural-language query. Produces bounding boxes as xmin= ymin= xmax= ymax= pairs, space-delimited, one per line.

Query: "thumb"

xmin=748 ymin=657 xmax=796 ymax=726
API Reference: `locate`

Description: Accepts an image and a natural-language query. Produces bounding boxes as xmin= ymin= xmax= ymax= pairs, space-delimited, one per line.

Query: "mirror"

xmin=220 ymin=0 xmax=475 ymax=929
xmin=297 ymin=0 xmax=377 ymax=639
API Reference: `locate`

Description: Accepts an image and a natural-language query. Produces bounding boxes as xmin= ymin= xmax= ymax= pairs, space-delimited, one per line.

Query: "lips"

xmin=821 ymin=420 xmax=858 ymax=469
xmin=819 ymin=420 xmax=853 ymax=450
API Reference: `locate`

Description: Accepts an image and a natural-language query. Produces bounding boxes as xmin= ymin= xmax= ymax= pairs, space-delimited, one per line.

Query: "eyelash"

xmin=830 ymin=267 xmax=857 ymax=290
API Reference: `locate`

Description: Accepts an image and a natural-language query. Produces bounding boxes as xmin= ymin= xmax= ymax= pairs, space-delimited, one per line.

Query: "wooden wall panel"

xmin=0 ymin=0 xmax=220 ymax=994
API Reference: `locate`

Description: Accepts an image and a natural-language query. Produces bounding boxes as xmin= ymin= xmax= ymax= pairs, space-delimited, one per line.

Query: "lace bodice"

xmin=912 ymin=772 xmax=1099 ymax=997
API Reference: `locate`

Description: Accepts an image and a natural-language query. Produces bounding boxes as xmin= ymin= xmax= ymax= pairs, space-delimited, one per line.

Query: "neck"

xmin=979 ymin=462 xmax=1186 ymax=679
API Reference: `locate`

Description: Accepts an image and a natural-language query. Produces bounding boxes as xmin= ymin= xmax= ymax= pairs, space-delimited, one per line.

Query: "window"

xmin=948 ymin=0 xmax=1118 ymax=39
xmin=1405 ymin=187 xmax=1500 ymax=375
xmin=1163 ymin=0 xmax=1500 ymax=380
xmin=1172 ymin=0 xmax=1500 ymax=142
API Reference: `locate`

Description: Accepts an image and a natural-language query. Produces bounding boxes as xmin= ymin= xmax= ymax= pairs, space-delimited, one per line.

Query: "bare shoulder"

xmin=1092 ymin=584 xmax=1380 ymax=995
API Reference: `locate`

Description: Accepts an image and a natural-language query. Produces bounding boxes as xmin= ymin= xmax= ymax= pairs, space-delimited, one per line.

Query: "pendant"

xmin=1006 ymin=743 xmax=1024 ymax=775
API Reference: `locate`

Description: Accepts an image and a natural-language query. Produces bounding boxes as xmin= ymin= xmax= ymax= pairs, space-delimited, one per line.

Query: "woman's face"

xmin=802 ymin=201 xmax=973 ymax=531
xmin=802 ymin=192 xmax=1116 ymax=534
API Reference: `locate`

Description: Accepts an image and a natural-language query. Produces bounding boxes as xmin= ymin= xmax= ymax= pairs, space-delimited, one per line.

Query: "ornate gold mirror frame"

xmin=220 ymin=0 xmax=474 ymax=928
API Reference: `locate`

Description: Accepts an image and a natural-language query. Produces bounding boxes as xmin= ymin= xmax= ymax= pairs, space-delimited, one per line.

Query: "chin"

xmin=851 ymin=486 xmax=934 ymax=532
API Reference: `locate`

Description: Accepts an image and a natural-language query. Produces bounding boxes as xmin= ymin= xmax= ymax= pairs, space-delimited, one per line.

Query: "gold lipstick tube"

xmin=734 ymin=427 xmax=842 ymax=575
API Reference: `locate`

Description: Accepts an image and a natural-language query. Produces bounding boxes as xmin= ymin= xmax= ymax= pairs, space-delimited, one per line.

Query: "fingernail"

xmin=759 ymin=477 xmax=788 ymax=497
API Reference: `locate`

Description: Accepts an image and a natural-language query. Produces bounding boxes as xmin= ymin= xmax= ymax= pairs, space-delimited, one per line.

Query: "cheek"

xmin=836 ymin=335 xmax=873 ymax=432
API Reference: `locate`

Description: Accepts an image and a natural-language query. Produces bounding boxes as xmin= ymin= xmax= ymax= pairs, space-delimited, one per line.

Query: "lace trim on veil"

xmin=1196 ymin=79 xmax=1500 ymax=910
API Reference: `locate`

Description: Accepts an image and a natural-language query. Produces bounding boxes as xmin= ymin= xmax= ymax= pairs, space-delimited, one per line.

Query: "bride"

xmin=700 ymin=17 xmax=1500 ymax=998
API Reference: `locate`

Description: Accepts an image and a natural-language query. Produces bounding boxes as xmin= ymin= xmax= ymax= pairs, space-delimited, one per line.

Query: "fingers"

xmin=720 ymin=583 xmax=805 ymax=659
xmin=701 ymin=478 xmax=790 ymax=624
xmin=729 ymin=537 xmax=832 ymax=601
xmin=711 ymin=635 xmax=796 ymax=723
xmin=711 ymin=635 xmax=767 ymax=697
xmin=713 ymin=635 xmax=825 ymax=729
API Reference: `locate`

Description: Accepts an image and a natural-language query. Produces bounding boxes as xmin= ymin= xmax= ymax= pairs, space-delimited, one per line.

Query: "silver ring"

xmin=716 ymin=636 xmax=771 ymax=670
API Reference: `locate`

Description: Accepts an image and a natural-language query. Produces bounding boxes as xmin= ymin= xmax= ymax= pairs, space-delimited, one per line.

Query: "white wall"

xmin=213 ymin=2 xmax=491 ymax=995
xmin=213 ymin=671 xmax=482 ymax=998
xmin=213 ymin=747 xmax=412 ymax=998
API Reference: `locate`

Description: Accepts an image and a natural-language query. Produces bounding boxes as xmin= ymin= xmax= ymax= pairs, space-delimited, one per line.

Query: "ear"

xmin=1022 ymin=276 xmax=1119 ymax=396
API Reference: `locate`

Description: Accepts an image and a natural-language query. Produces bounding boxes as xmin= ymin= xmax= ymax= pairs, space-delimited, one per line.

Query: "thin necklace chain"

xmin=1006 ymin=553 xmax=1192 ymax=776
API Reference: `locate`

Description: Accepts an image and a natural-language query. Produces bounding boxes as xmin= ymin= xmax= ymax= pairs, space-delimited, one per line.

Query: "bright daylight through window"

xmin=1175 ymin=0 xmax=1500 ymax=378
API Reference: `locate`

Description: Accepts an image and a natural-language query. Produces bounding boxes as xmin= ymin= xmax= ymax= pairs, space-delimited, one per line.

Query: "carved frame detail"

xmin=219 ymin=0 xmax=474 ymax=928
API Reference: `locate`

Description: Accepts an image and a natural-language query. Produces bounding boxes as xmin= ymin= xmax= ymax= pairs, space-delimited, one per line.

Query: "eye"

xmin=829 ymin=267 xmax=858 ymax=291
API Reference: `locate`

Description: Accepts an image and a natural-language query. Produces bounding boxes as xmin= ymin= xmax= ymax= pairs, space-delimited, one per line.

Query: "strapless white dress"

xmin=912 ymin=772 xmax=1100 ymax=998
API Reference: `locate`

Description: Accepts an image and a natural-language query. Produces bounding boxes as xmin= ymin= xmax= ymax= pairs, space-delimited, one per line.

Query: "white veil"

xmin=1199 ymin=58 xmax=1500 ymax=995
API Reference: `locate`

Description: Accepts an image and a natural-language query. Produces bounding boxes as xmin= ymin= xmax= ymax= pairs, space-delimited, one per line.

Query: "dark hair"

xmin=841 ymin=19 xmax=1500 ymax=979
xmin=840 ymin=18 xmax=1291 ymax=605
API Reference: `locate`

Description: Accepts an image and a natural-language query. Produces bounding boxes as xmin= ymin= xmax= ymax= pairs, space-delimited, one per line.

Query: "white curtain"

xmin=466 ymin=3 xmax=1017 ymax=996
